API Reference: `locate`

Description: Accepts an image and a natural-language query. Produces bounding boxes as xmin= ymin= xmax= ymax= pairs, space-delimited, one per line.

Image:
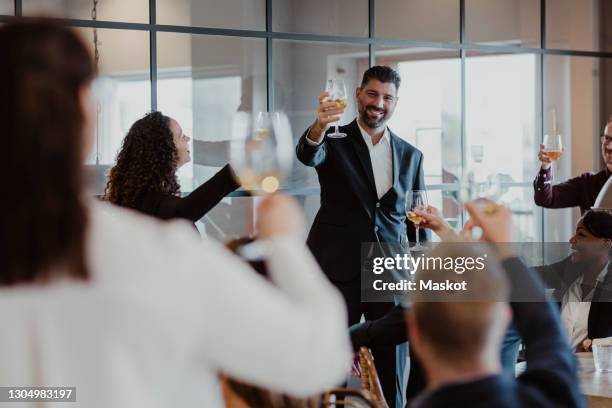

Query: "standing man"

xmin=296 ymin=66 xmax=426 ymax=407
xmin=534 ymin=120 xmax=612 ymax=213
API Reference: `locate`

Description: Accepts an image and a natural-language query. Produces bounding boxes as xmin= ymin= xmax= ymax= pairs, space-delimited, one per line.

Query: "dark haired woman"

xmin=104 ymin=111 xmax=239 ymax=226
xmin=0 ymin=20 xmax=351 ymax=407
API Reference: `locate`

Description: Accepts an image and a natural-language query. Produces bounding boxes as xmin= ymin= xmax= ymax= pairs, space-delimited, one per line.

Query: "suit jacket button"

xmin=374 ymin=226 xmax=379 ymax=232
xmin=376 ymin=202 xmax=380 ymax=208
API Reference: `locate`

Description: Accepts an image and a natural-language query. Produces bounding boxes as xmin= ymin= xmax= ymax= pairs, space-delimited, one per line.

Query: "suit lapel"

xmin=347 ymin=120 xmax=377 ymax=196
xmin=389 ymin=131 xmax=403 ymax=189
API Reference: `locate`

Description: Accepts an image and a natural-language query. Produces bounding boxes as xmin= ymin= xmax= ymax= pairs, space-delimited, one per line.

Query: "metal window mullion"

xmin=369 ymin=0 xmax=375 ymax=66
xmin=149 ymin=0 xmax=157 ymax=111
xmin=266 ymin=0 xmax=272 ymax=111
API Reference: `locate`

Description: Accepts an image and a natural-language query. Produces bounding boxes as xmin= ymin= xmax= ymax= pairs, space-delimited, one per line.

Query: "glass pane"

xmin=157 ymin=32 xmax=266 ymax=193
xmin=157 ymin=0 xmax=265 ymax=30
xmin=543 ymin=55 xmax=602 ymax=241
xmin=272 ymin=0 xmax=368 ymax=37
xmin=273 ymin=40 xmax=368 ymax=188
xmin=546 ymin=0 xmax=611 ymax=52
xmin=375 ymin=0 xmax=459 ymax=43
xmin=466 ymin=0 xmax=540 ymax=48
xmin=23 ymin=0 xmax=148 ymax=23
xmin=465 ymin=51 xmax=541 ymax=241
xmin=466 ymin=51 xmax=541 ymax=179
xmin=0 ymin=0 xmax=13 ymax=15
xmin=376 ymin=47 xmax=462 ymax=191
xmin=504 ymin=186 xmax=542 ymax=242
xmin=75 ymin=28 xmax=150 ymax=194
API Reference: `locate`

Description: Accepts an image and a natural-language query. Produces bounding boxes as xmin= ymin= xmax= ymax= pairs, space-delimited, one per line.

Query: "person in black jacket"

xmin=536 ymin=209 xmax=612 ymax=351
xmin=408 ymin=202 xmax=584 ymax=408
xmin=104 ymin=111 xmax=239 ymax=228
xmin=296 ymin=66 xmax=426 ymax=407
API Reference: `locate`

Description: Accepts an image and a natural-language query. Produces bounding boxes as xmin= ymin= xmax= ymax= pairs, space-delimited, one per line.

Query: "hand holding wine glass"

xmin=539 ymin=134 xmax=563 ymax=179
xmin=413 ymin=205 xmax=455 ymax=241
xmin=323 ymin=79 xmax=348 ymax=139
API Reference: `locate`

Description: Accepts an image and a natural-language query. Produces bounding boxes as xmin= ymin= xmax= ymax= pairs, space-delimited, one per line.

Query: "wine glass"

xmin=325 ymin=79 xmax=348 ymax=139
xmin=230 ymin=111 xmax=293 ymax=195
xmin=230 ymin=111 xmax=293 ymax=259
xmin=405 ymin=190 xmax=428 ymax=251
xmin=542 ymin=134 xmax=563 ymax=181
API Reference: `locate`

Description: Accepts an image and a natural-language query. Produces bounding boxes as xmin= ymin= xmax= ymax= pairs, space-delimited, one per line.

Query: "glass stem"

xmin=335 ymin=123 xmax=339 ymax=134
xmin=551 ymin=161 xmax=554 ymax=182
xmin=415 ymin=226 xmax=420 ymax=247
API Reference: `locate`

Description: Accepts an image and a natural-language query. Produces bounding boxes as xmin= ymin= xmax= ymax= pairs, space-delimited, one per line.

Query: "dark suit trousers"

xmin=333 ymin=278 xmax=403 ymax=408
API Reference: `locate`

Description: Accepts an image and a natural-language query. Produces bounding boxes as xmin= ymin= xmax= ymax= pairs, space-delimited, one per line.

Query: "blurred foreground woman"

xmin=0 ymin=20 xmax=350 ymax=408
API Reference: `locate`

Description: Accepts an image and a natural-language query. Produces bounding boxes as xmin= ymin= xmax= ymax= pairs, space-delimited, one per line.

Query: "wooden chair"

xmin=320 ymin=347 xmax=389 ymax=408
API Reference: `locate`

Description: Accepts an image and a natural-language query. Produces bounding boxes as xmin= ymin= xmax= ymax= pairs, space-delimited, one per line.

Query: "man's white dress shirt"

xmin=307 ymin=121 xmax=392 ymax=199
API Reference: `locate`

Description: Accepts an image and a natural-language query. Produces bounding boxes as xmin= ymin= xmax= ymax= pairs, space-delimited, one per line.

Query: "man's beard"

xmin=359 ymin=104 xmax=389 ymax=129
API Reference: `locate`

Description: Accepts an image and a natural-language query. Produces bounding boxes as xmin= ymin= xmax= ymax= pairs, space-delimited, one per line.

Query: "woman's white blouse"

xmin=0 ymin=201 xmax=351 ymax=407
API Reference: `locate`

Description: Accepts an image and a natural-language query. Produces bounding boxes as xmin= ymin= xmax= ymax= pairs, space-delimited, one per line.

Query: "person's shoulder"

xmin=89 ymin=201 xmax=207 ymax=274
xmin=578 ymin=167 xmax=609 ymax=180
xmin=388 ymin=130 xmax=423 ymax=157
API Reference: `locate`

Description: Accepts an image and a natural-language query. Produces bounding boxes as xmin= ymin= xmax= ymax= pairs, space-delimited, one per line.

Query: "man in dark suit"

xmin=408 ymin=202 xmax=584 ymax=408
xmin=296 ymin=66 xmax=426 ymax=407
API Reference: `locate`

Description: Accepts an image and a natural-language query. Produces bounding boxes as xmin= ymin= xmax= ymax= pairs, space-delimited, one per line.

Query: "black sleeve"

xmin=349 ymin=305 xmax=408 ymax=351
xmin=296 ymin=127 xmax=328 ymax=168
xmin=501 ymin=257 xmax=585 ymax=408
xmin=533 ymin=167 xmax=584 ymax=209
xmin=150 ymin=164 xmax=240 ymax=222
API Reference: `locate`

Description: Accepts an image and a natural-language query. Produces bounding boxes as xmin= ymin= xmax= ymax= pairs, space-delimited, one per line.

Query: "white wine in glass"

xmin=325 ymin=79 xmax=348 ymax=138
xmin=229 ymin=111 xmax=293 ymax=260
xmin=406 ymin=190 xmax=428 ymax=251
xmin=230 ymin=111 xmax=293 ymax=195
xmin=543 ymin=134 xmax=563 ymax=180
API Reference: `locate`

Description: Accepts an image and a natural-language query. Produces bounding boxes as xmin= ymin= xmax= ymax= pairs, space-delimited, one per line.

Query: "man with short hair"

xmin=296 ymin=66 xmax=426 ymax=407
xmin=407 ymin=203 xmax=584 ymax=408
xmin=534 ymin=120 xmax=612 ymax=213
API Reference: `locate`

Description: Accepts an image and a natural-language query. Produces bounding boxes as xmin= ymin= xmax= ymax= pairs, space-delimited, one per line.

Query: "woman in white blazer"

xmin=0 ymin=20 xmax=351 ymax=408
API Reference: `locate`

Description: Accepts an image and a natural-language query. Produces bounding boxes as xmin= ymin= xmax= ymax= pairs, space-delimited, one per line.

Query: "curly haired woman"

xmin=104 ymin=111 xmax=239 ymax=226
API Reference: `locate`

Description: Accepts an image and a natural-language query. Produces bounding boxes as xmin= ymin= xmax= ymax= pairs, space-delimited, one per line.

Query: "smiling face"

xmin=602 ymin=123 xmax=612 ymax=171
xmin=355 ymin=79 xmax=398 ymax=131
xmin=169 ymin=118 xmax=190 ymax=168
xmin=569 ymin=218 xmax=611 ymax=263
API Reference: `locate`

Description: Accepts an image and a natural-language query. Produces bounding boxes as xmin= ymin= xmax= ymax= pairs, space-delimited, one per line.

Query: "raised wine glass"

xmin=230 ymin=111 xmax=293 ymax=259
xmin=542 ymin=134 xmax=563 ymax=181
xmin=406 ymin=190 xmax=428 ymax=251
xmin=230 ymin=111 xmax=293 ymax=195
xmin=325 ymin=79 xmax=348 ymax=138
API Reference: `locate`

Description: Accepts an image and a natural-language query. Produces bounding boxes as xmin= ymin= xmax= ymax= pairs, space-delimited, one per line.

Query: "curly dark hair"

xmin=104 ymin=111 xmax=181 ymax=209
xmin=0 ymin=20 xmax=94 ymax=285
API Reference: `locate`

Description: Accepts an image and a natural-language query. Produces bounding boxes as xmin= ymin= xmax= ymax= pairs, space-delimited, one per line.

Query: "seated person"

xmin=534 ymin=120 xmax=612 ymax=214
xmin=408 ymin=202 xmax=583 ymax=407
xmin=536 ymin=209 xmax=612 ymax=351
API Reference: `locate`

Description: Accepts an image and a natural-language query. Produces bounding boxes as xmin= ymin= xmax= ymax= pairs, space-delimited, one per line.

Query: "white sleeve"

xmin=305 ymin=127 xmax=325 ymax=145
xmin=188 ymin=236 xmax=352 ymax=396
